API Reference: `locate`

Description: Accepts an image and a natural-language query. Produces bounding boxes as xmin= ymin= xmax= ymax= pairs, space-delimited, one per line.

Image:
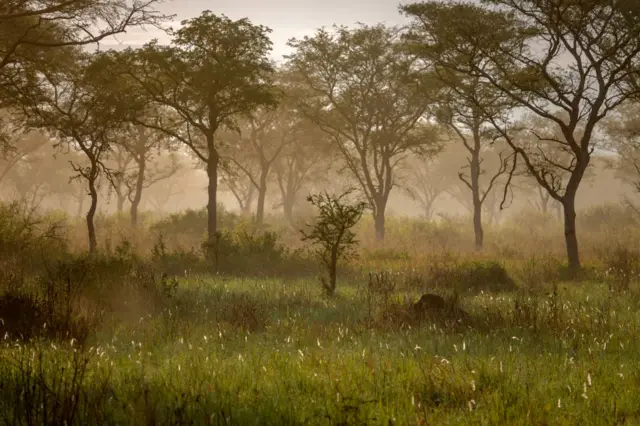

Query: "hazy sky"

xmin=101 ymin=0 xmax=409 ymax=60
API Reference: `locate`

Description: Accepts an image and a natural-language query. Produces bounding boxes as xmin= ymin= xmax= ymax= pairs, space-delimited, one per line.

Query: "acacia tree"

xmin=514 ymin=114 xmax=586 ymax=217
xmin=221 ymin=101 xmax=295 ymax=226
xmin=0 ymin=0 xmax=168 ymax=65
xmin=219 ymin=155 xmax=256 ymax=216
xmin=273 ymin=117 xmax=334 ymax=225
xmin=287 ymin=24 xmax=438 ymax=241
xmin=403 ymin=0 xmax=640 ymax=272
xmin=403 ymin=4 xmax=516 ymax=249
xmin=110 ymin=143 xmax=134 ymax=213
xmin=437 ymin=109 xmax=513 ymax=249
xmin=101 ymin=12 xmax=278 ymax=244
xmin=16 ymin=51 xmax=122 ymax=252
xmin=110 ymin=124 xmax=179 ymax=227
xmin=0 ymin=1 xmax=170 ymax=146
xmin=402 ymin=150 xmax=452 ymax=220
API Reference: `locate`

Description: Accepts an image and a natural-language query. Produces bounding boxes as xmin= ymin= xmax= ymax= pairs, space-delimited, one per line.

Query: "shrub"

xmin=149 ymin=204 xmax=239 ymax=242
xmin=203 ymin=220 xmax=313 ymax=277
xmin=151 ymin=233 xmax=203 ymax=276
xmin=0 ymin=202 xmax=67 ymax=293
xmin=425 ymin=260 xmax=517 ymax=294
xmin=301 ymin=190 xmax=367 ymax=296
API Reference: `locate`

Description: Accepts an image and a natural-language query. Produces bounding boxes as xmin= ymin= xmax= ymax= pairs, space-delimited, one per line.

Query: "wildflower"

xmin=557 ymin=399 xmax=561 ymax=408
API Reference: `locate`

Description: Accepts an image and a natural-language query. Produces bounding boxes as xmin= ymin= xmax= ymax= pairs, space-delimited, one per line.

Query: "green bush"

xmin=205 ymin=221 xmax=312 ymax=277
xmin=149 ymin=204 xmax=240 ymax=241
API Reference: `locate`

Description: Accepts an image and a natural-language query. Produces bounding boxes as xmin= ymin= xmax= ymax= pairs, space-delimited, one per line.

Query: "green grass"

xmin=2 ymin=276 xmax=640 ymax=425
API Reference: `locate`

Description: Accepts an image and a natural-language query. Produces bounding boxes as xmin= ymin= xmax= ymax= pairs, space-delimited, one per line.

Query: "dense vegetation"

xmin=2 ymin=0 xmax=640 ymax=424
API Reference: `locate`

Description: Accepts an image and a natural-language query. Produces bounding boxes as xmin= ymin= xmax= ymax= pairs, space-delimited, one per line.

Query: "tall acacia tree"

xmin=101 ymin=12 xmax=279 ymax=243
xmin=0 ymin=0 xmax=170 ymax=146
xmin=403 ymin=150 xmax=456 ymax=220
xmin=219 ymin=160 xmax=256 ymax=216
xmin=221 ymin=100 xmax=295 ymax=226
xmin=287 ymin=24 xmax=439 ymax=241
xmin=433 ymin=104 xmax=513 ymax=249
xmin=16 ymin=50 xmax=123 ymax=253
xmin=273 ymin=117 xmax=334 ymax=225
xmin=110 ymin=124 xmax=179 ymax=227
xmin=403 ymin=3 xmax=517 ymax=249
xmin=402 ymin=0 xmax=640 ymax=272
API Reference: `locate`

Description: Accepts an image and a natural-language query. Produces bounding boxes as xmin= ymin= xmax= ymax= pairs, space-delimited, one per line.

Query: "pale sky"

xmin=100 ymin=0 xmax=410 ymax=60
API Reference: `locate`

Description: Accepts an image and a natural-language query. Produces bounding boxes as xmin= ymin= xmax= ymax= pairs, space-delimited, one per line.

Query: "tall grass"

xmin=2 ymin=202 xmax=640 ymax=424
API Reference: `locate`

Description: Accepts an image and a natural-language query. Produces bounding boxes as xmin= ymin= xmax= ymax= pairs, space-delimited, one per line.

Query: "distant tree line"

xmin=1 ymin=0 xmax=640 ymax=274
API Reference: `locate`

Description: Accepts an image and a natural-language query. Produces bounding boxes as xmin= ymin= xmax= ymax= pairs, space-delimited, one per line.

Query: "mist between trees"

xmin=2 ymin=0 xmax=639 ymax=273
xmin=3 ymin=1 xmax=640 ymax=424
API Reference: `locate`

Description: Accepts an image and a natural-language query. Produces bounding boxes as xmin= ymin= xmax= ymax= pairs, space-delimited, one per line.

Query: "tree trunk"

xmin=374 ymin=199 xmax=386 ymax=242
xmin=86 ymin=169 xmax=99 ymax=254
xmin=562 ymin=194 xmax=580 ymax=274
xmin=206 ymin=148 xmax=219 ymax=243
xmin=240 ymin=185 xmax=255 ymax=216
xmin=283 ymin=194 xmax=295 ymax=225
xmin=423 ymin=199 xmax=434 ymax=221
xmin=470 ymin=152 xmax=484 ymax=250
xmin=472 ymin=197 xmax=483 ymax=250
xmin=327 ymin=246 xmax=338 ymax=296
xmin=116 ymin=192 xmax=126 ymax=214
xmin=130 ymin=158 xmax=146 ymax=228
xmin=255 ymin=169 xmax=268 ymax=226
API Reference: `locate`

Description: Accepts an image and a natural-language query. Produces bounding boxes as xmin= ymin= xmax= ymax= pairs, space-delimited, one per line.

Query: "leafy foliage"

xmin=96 ymin=11 xmax=279 ymax=242
xmin=301 ymin=190 xmax=367 ymax=295
xmin=287 ymin=23 xmax=440 ymax=240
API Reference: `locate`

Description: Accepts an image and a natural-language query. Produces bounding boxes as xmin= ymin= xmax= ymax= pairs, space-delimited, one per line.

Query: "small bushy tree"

xmin=300 ymin=189 xmax=367 ymax=296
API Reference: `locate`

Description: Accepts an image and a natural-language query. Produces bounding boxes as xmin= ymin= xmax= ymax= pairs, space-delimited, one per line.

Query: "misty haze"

xmin=1 ymin=0 xmax=640 ymax=424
